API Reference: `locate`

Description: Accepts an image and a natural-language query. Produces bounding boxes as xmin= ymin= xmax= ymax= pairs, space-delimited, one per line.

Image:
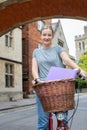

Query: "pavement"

xmin=0 ymin=96 xmax=36 ymax=111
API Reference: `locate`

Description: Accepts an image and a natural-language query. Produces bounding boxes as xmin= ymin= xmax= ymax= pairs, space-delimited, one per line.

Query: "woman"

xmin=32 ymin=24 xmax=87 ymax=130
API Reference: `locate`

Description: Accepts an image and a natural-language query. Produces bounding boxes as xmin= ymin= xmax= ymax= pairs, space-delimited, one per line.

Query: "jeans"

xmin=36 ymin=94 xmax=68 ymax=130
xmin=36 ymin=94 xmax=49 ymax=130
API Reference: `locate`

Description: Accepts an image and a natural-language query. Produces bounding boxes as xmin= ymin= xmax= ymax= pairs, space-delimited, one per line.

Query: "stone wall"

xmin=0 ymin=0 xmax=87 ymax=36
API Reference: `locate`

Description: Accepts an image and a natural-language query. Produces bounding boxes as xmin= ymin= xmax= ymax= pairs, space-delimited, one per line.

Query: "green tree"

xmin=78 ymin=53 xmax=87 ymax=71
xmin=76 ymin=52 xmax=87 ymax=91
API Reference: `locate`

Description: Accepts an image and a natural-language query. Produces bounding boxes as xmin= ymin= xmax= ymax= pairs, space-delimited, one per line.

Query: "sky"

xmin=52 ymin=18 xmax=87 ymax=57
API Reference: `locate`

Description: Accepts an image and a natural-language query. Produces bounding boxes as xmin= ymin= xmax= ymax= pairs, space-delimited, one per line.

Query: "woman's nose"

xmin=45 ymin=35 xmax=49 ymax=39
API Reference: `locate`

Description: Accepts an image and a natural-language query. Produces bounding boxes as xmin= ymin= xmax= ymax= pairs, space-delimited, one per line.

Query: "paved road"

xmin=0 ymin=105 xmax=37 ymax=130
xmin=0 ymin=94 xmax=87 ymax=130
xmin=69 ymin=94 xmax=87 ymax=130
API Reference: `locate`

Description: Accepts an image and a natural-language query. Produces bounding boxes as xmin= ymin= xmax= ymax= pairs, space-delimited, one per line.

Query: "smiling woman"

xmin=0 ymin=0 xmax=87 ymax=36
xmin=32 ymin=23 xmax=87 ymax=130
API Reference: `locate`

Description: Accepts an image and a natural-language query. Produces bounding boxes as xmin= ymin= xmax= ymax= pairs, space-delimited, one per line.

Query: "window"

xmin=82 ymin=42 xmax=85 ymax=50
xmin=5 ymin=64 xmax=14 ymax=87
xmin=79 ymin=42 xmax=81 ymax=50
xmin=58 ymin=39 xmax=64 ymax=47
xmin=5 ymin=35 xmax=8 ymax=46
xmin=5 ymin=31 xmax=13 ymax=47
xmin=38 ymin=21 xmax=45 ymax=31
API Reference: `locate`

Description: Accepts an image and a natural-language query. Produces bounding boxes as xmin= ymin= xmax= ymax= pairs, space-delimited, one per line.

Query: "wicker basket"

xmin=33 ymin=78 xmax=76 ymax=112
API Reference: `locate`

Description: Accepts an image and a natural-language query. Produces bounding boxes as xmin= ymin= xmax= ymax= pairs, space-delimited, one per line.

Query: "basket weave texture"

xmin=34 ymin=78 xmax=76 ymax=112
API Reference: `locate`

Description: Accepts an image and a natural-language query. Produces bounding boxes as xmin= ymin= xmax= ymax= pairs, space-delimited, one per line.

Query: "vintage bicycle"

xmin=33 ymin=68 xmax=84 ymax=130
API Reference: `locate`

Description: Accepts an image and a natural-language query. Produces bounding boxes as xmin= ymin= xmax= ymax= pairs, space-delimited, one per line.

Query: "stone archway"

xmin=0 ymin=0 xmax=87 ymax=36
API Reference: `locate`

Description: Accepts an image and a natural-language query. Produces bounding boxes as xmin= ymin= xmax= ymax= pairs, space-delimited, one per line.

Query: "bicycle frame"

xmin=48 ymin=68 xmax=82 ymax=130
xmin=49 ymin=113 xmax=53 ymax=130
xmin=49 ymin=112 xmax=69 ymax=130
xmin=33 ymin=68 xmax=84 ymax=130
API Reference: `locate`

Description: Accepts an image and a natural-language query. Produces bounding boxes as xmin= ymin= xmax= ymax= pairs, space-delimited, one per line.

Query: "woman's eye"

xmin=48 ymin=34 xmax=52 ymax=36
xmin=43 ymin=34 xmax=46 ymax=36
xmin=42 ymin=34 xmax=52 ymax=37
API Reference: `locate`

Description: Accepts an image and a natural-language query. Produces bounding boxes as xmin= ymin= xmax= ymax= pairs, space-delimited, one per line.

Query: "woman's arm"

xmin=60 ymin=51 xmax=87 ymax=78
xmin=60 ymin=51 xmax=80 ymax=69
xmin=32 ymin=57 xmax=40 ymax=79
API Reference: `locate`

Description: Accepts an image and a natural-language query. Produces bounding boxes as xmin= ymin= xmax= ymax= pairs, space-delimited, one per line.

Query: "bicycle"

xmin=33 ymin=68 xmax=85 ymax=130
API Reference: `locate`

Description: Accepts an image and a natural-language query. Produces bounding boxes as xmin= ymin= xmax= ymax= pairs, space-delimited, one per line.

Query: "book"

xmin=46 ymin=67 xmax=77 ymax=81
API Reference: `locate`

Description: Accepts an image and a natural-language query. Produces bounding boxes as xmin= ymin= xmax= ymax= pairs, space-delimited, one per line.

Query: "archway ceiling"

xmin=0 ymin=0 xmax=87 ymax=36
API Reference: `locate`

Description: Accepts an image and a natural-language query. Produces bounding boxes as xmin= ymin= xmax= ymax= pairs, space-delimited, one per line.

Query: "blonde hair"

xmin=40 ymin=24 xmax=54 ymax=34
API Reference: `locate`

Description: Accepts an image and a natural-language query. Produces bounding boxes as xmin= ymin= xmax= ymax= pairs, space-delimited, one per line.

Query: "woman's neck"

xmin=42 ymin=44 xmax=52 ymax=49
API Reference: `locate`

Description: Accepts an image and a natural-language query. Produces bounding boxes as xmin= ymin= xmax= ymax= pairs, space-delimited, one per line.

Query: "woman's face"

xmin=41 ymin=28 xmax=53 ymax=47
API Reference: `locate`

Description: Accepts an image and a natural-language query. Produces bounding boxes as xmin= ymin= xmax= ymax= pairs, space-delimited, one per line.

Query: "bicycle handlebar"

xmin=33 ymin=68 xmax=86 ymax=85
xmin=74 ymin=68 xmax=86 ymax=80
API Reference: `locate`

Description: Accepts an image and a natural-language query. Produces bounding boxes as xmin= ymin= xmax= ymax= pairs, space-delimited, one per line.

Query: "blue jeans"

xmin=36 ymin=94 xmax=68 ymax=130
xmin=36 ymin=94 xmax=49 ymax=130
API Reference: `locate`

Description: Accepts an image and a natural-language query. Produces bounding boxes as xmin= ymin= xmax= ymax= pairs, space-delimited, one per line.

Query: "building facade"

xmin=52 ymin=20 xmax=69 ymax=53
xmin=0 ymin=28 xmax=23 ymax=101
xmin=75 ymin=26 xmax=87 ymax=62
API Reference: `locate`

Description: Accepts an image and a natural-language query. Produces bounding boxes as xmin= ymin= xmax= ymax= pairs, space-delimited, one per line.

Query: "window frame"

xmin=58 ymin=39 xmax=64 ymax=47
xmin=5 ymin=31 xmax=13 ymax=47
xmin=5 ymin=63 xmax=14 ymax=88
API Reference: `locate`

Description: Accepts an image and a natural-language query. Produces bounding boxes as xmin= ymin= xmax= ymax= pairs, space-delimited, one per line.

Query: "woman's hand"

xmin=32 ymin=78 xmax=41 ymax=85
xmin=80 ymin=69 xmax=87 ymax=79
xmin=32 ymin=78 xmax=44 ymax=85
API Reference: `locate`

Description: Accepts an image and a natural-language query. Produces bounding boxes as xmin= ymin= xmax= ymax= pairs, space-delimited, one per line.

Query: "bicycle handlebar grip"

xmin=78 ymin=74 xmax=85 ymax=80
xmin=74 ymin=68 xmax=86 ymax=80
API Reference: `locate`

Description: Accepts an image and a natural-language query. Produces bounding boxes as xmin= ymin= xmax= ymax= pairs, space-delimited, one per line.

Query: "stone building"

xmin=52 ymin=20 xmax=75 ymax=68
xmin=0 ymin=28 xmax=23 ymax=101
xmin=52 ymin=20 xmax=69 ymax=53
xmin=75 ymin=26 xmax=87 ymax=62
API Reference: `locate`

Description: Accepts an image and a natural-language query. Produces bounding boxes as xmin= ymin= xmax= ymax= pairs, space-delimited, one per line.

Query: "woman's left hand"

xmin=80 ymin=69 xmax=87 ymax=79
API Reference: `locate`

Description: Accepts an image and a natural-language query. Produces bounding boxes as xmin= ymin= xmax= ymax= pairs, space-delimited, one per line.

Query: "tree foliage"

xmin=76 ymin=52 xmax=87 ymax=90
xmin=78 ymin=52 xmax=87 ymax=71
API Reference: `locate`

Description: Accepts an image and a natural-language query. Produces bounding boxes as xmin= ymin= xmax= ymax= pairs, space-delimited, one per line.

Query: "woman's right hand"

xmin=32 ymin=78 xmax=44 ymax=85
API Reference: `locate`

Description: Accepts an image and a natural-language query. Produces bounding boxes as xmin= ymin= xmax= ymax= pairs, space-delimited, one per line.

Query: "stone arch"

xmin=0 ymin=0 xmax=87 ymax=36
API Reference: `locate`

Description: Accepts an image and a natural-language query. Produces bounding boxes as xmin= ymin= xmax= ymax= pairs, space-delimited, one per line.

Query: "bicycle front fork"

xmin=56 ymin=112 xmax=69 ymax=130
